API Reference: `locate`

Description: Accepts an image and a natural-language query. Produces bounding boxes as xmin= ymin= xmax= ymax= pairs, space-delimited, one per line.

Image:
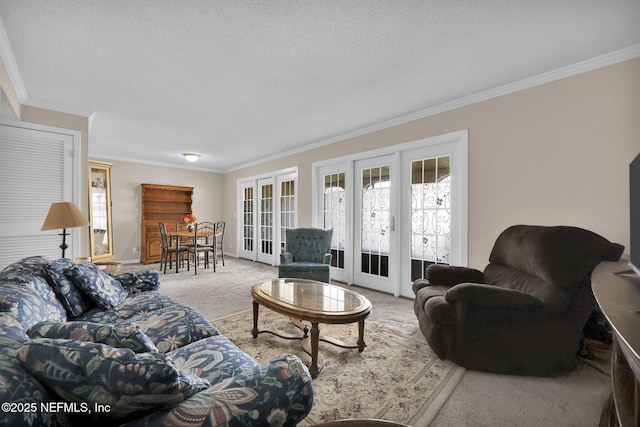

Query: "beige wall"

xmin=92 ymin=158 xmax=224 ymax=262
xmin=224 ymin=58 xmax=640 ymax=269
xmin=2 ymin=54 xmax=638 ymax=269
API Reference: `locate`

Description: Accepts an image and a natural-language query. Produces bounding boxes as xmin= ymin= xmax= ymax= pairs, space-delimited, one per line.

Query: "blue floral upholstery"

xmin=116 ymin=305 xmax=220 ymax=353
xmin=17 ymin=338 xmax=211 ymax=419
xmin=66 ymin=262 xmax=129 ymax=309
xmin=0 ymin=262 xmax=67 ymax=323
xmin=115 ymin=270 xmax=162 ymax=293
xmin=1 ymin=256 xmax=70 ymax=319
xmin=43 ymin=258 xmax=93 ymax=317
xmin=0 ymin=312 xmax=28 ymax=348
xmin=0 ymin=285 xmax=57 ymax=330
xmin=77 ymin=290 xmax=177 ymax=324
xmin=168 ymin=335 xmax=260 ymax=383
xmin=0 ymin=351 xmax=63 ymax=427
xmin=0 ymin=256 xmax=314 ymax=426
xmin=28 ymin=321 xmax=158 ymax=353
xmin=123 ymin=354 xmax=314 ymax=427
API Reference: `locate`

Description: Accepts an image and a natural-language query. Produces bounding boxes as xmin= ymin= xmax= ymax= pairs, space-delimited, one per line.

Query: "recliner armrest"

xmin=426 ymin=264 xmax=484 ymax=286
xmin=425 ymin=296 xmax=456 ymax=325
xmin=280 ymin=252 xmax=293 ymax=264
xmin=445 ymin=283 xmax=543 ymax=310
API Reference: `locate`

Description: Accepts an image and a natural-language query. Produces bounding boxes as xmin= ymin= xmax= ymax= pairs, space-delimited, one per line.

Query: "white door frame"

xmin=399 ymin=134 xmax=468 ymax=297
xmin=353 ymin=153 xmax=400 ymax=294
xmin=236 ymin=167 xmax=298 ymax=265
xmin=313 ymin=130 xmax=468 ymax=297
xmin=314 ymin=162 xmax=354 ymax=284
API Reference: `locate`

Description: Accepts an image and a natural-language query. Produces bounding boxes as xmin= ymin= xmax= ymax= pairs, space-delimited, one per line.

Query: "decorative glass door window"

xmin=410 ymin=156 xmax=451 ymax=281
xmin=360 ymin=165 xmax=391 ymax=278
xmin=279 ymin=179 xmax=296 ymax=253
xmin=323 ymin=172 xmax=346 ymax=269
xmin=242 ymin=186 xmax=254 ymax=252
xmin=259 ymin=182 xmax=274 ymax=257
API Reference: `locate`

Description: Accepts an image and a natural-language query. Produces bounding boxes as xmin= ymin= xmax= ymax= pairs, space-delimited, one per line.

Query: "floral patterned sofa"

xmin=0 ymin=256 xmax=314 ymax=427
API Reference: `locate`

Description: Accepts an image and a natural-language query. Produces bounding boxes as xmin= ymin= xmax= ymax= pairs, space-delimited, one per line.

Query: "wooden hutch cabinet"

xmin=140 ymin=184 xmax=193 ymax=264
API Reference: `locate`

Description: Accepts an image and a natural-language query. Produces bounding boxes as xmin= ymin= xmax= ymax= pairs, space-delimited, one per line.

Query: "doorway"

xmin=315 ymin=130 xmax=468 ymax=297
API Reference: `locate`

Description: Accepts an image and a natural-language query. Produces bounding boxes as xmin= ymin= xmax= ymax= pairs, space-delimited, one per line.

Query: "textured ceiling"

xmin=1 ymin=1 xmax=639 ymax=172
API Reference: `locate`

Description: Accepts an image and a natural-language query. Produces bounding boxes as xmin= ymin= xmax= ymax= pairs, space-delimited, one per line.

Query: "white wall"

xmin=94 ymin=158 xmax=224 ymax=262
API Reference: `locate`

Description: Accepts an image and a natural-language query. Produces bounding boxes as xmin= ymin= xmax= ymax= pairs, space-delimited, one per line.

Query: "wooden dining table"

xmin=169 ymin=229 xmax=220 ymax=273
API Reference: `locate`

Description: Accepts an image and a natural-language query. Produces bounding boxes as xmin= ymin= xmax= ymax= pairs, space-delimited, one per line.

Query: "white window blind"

xmin=0 ymin=124 xmax=75 ymax=268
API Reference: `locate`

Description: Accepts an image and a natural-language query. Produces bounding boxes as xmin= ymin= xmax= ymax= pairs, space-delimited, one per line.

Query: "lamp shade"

xmin=41 ymin=202 xmax=90 ymax=231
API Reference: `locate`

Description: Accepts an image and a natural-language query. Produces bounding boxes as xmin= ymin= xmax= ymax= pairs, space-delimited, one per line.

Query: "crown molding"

xmin=1 ymin=12 xmax=637 ymax=174
xmin=227 ymin=44 xmax=640 ymax=173
xmin=0 ymin=16 xmax=28 ymax=103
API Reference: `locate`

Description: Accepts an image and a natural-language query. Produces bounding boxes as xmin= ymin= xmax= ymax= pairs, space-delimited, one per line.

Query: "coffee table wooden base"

xmin=251 ymin=301 xmax=367 ymax=378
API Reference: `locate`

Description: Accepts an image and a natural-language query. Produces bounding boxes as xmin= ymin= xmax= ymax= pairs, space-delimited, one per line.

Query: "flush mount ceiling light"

xmin=183 ymin=153 xmax=201 ymax=162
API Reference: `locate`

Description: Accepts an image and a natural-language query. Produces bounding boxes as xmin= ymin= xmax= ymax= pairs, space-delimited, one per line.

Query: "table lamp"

xmin=41 ymin=202 xmax=90 ymax=258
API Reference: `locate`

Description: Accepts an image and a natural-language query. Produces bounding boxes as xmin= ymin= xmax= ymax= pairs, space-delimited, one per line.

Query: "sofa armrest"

xmin=323 ymin=253 xmax=332 ymax=265
xmin=280 ymin=252 xmax=293 ymax=264
xmin=113 ymin=270 xmax=161 ymax=294
xmin=445 ymin=283 xmax=543 ymax=310
xmin=427 ymin=264 xmax=485 ymax=286
xmin=138 ymin=354 xmax=314 ymax=427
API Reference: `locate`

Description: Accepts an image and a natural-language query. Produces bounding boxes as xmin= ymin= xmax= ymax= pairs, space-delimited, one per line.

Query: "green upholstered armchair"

xmin=279 ymin=228 xmax=333 ymax=283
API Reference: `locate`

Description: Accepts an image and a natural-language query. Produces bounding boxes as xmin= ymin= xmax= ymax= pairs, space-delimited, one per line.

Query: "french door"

xmin=353 ymin=155 xmax=398 ymax=293
xmin=315 ymin=130 xmax=467 ymax=297
xmin=320 ymin=165 xmax=351 ymax=283
xmin=257 ymin=178 xmax=274 ymax=264
xmin=237 ymin=169 xmax=298 ymax=264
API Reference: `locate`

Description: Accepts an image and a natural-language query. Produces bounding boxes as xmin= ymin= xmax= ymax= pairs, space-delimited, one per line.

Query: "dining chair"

xmin=187 ymin=222 xmax=216 ymax=275
xmin=215 ymin=220 xmax=226 ymax=266
xmin=187 ymin=221 xmax=215 ymax=250
xmin=159 ymin=222 xmax=190 ymax=274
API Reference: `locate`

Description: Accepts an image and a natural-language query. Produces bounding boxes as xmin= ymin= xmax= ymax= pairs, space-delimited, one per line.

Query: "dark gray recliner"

xmin=413 ymin=225 xmax=624 ymax=375
xmin=279 ymin=228 xmax=333 ymax=283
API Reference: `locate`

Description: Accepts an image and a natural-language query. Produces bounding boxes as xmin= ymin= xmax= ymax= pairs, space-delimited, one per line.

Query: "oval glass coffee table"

xmin=251 ymin=278 xmax=372 ymax=379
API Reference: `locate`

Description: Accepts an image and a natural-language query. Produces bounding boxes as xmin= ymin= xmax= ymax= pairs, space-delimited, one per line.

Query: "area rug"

xmin=213 ymin=309 xmax=465 ymax=426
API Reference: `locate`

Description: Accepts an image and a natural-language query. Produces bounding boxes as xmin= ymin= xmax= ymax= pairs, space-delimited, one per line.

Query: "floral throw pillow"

xmin=17 ymin=338 xmax=211 ymax=419
xmin=28 ymin=321 xmax=158 ymax=353
xmin=65 ymin=263 xmax=128 ymax=309
xmin=43 ymin=258 xmax=93 ymax=318
xmin=0 ymin=286 xmax=54 ymax=330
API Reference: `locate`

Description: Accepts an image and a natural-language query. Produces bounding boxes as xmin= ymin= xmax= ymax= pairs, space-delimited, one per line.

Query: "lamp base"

xmin=59 ymin=228 xmax=69 ymax=258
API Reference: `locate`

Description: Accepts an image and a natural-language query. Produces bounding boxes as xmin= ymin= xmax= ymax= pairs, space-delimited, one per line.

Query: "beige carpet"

xmin=213 ymin=308 xmax=465 ymax=426
xmin=124 ymin=258 xmax=612 ymax=426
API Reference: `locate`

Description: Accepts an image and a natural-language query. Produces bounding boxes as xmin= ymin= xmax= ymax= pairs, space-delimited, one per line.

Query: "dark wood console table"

xmin=591 ymin=261 xmax=640 ymax=427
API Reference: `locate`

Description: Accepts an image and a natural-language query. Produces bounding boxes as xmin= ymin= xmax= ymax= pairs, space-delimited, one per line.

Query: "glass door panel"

xmin=410 ymin=156 xmax=451 ymax=281
xmin=323 ymin=172 xmax=346 ymax=269
xmin=279 ymin=178 xmax=296 ymax=254
xmin=353 ymin=155 xmax=396 ymax=293
xmin=238 ymin=183 xmax=255 ymax=259
xmin=257 ymin=179 xmax=274 ymax=264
